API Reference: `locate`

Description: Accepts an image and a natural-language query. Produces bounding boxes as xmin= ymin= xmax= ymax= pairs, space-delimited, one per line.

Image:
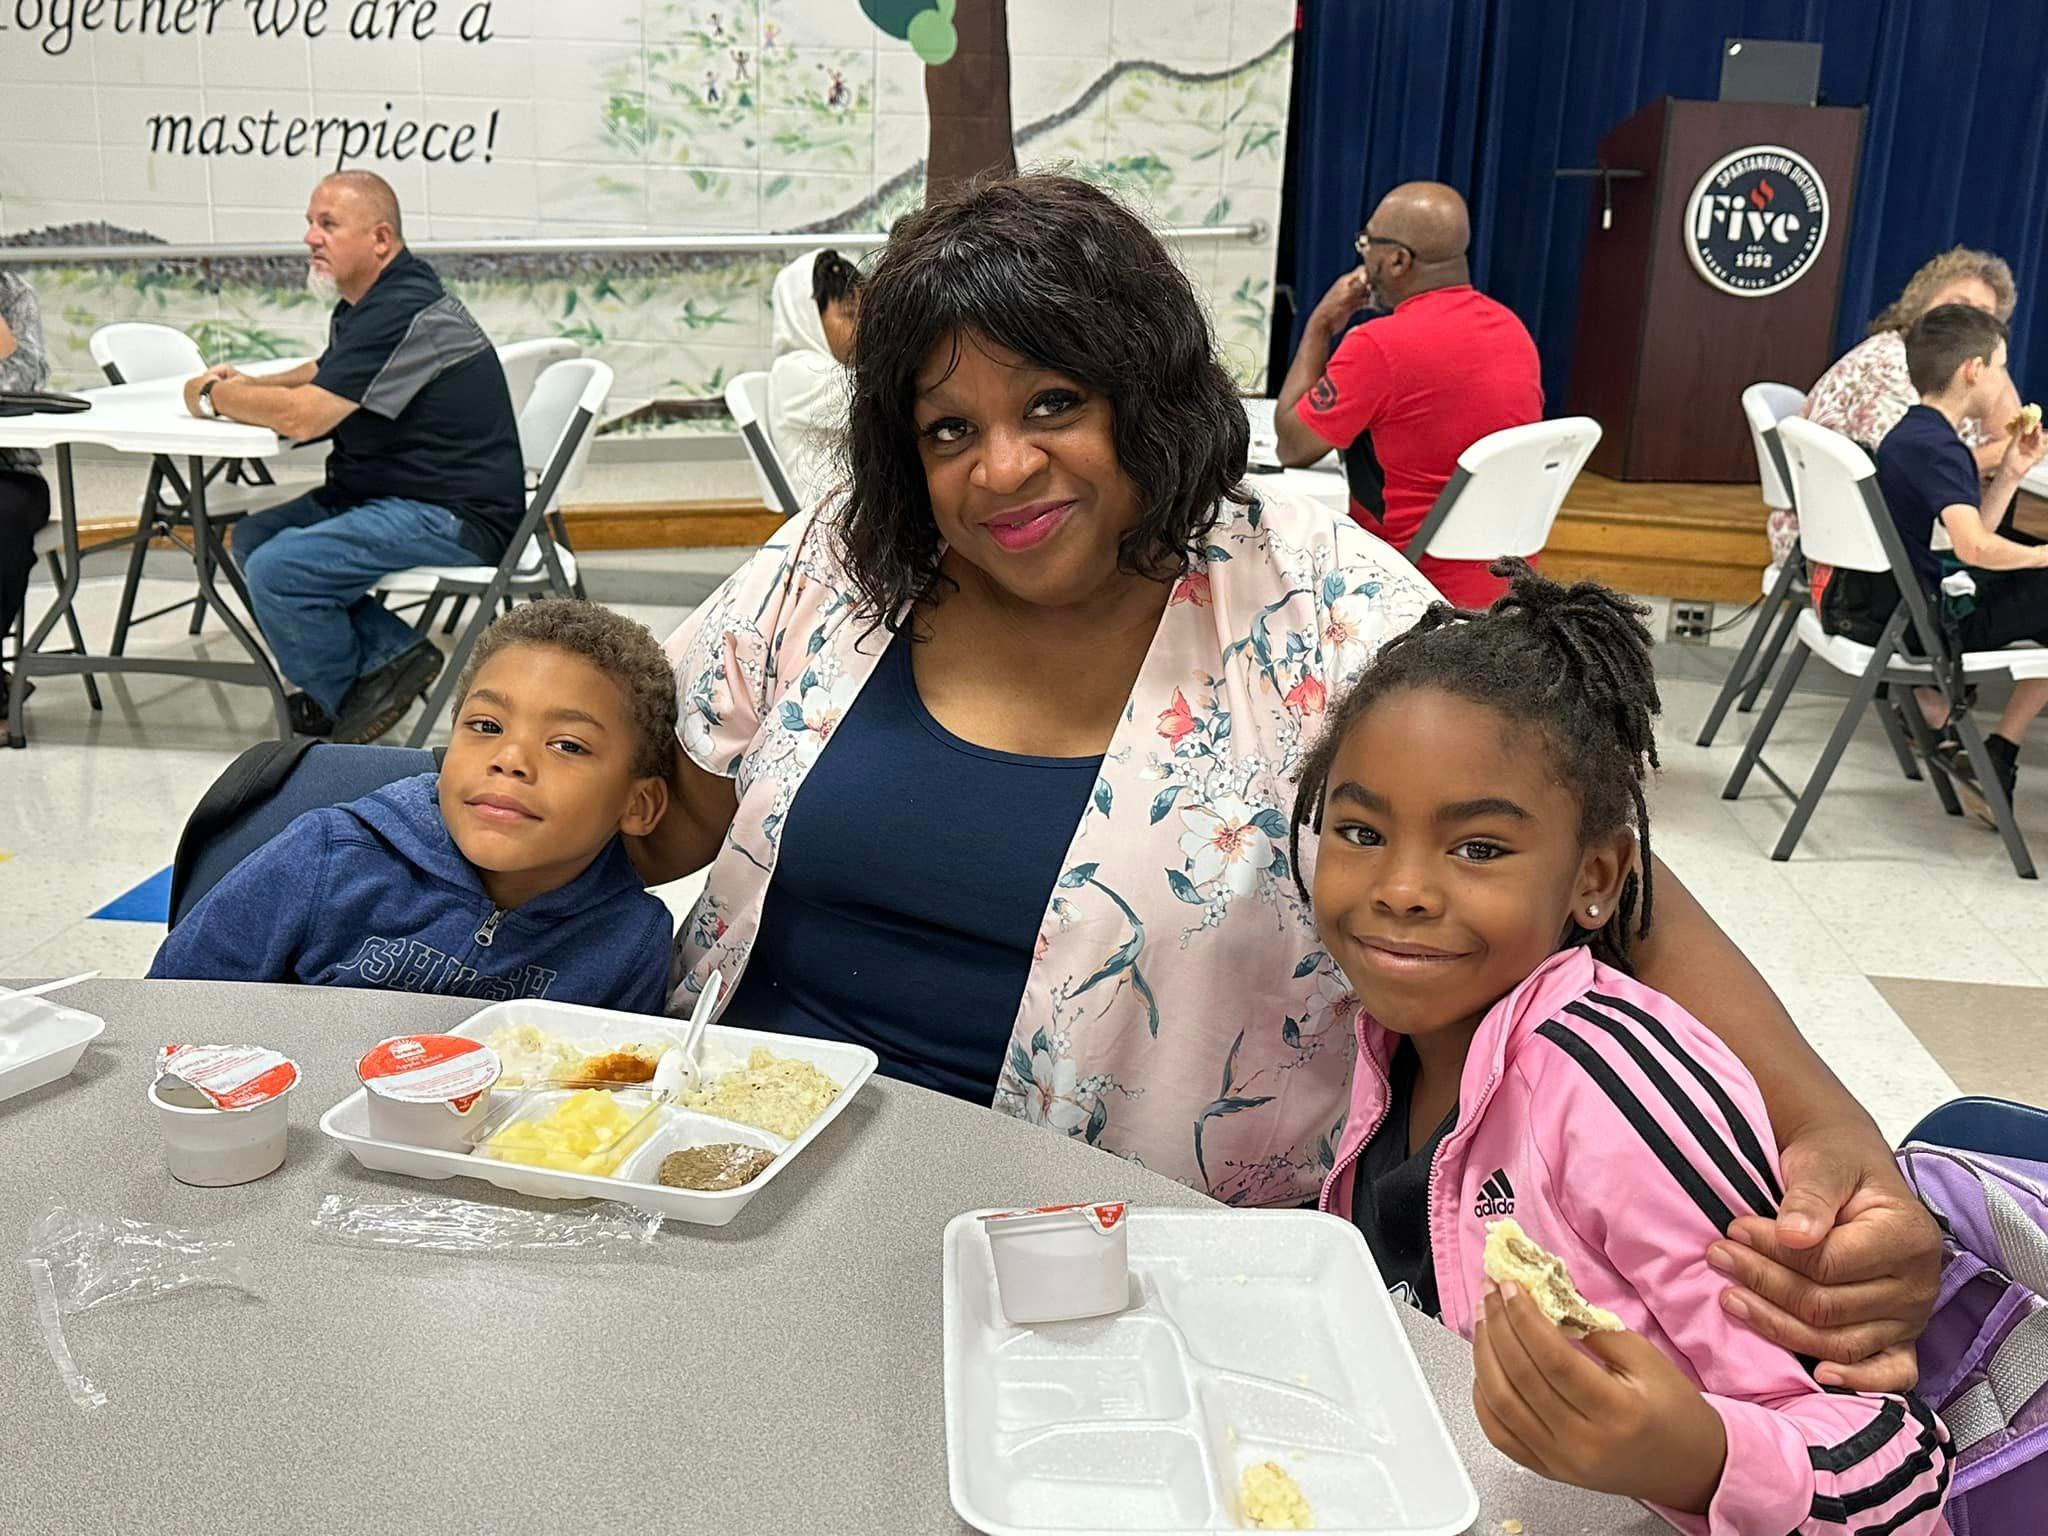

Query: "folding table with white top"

xmin=1241 ymin=396 xmax=1354 ymax=517
xmin=0 ymin=378 xmax=292 ymax=748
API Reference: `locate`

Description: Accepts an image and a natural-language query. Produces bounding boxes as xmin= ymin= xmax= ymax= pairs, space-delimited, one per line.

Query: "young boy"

xmin=1850 ymin=303 xmax=2047 ymax=815
xmin=151 ymin=601 xmax=678 ymax=1012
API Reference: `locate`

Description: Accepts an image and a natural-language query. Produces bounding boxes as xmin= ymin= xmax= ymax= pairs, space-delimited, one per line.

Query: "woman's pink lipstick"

xmin=985 ymin=500 xmax=1075 ymax=552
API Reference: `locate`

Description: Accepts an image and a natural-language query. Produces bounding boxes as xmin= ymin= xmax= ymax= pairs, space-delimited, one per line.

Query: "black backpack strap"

xmin=167 ymin=737 xmax=320 ymax=925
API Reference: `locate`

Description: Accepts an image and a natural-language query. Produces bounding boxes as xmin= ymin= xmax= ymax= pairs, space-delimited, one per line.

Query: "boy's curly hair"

xmin=1289 ymin=561 xmax=1662 ymax=971
xmin=453 ymin=600 xmax=678 ymax=779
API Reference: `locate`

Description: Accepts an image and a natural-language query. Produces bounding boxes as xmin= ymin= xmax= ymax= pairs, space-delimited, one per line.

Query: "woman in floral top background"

xmin=0 ymin=271 xmax=53 ymax=717
xmin=637 ymin=171 xmax=1942 ymax=1389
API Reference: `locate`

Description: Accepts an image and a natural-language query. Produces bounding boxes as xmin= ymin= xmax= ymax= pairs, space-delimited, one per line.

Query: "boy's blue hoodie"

xmin=150 ymin=773 xmax=673 ymax=1014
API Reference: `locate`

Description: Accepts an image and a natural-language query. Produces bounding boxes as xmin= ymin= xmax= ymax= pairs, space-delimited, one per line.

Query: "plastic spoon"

xmin=653 ymin=970 xmax=724 ymax=1101
xmin=0 ymin=972 xmax=100 ymax=1006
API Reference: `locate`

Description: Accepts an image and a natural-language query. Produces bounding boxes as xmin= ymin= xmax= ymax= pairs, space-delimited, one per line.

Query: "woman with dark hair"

xmin=766 ymin=247 xmax=861 ymax=510
xmin=642 ymin=174 xmax=1938 ymax=1391
xmin=0 ymin=270 xmax=53 ymax=716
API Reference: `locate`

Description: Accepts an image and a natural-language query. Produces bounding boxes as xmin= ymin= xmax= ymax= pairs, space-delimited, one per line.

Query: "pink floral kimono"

xmin=663 ymin=488 xmax=1438 ymax=1205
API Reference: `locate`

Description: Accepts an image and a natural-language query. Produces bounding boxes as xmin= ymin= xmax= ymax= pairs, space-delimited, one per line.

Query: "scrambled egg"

xmin=482 ymin=1089 xmax=658 ymax=1176
xmin=1240 ymin=1461 xmax=1313 ymax=1530
xmin=682 ymin=1048 xmax=840 ymax=1139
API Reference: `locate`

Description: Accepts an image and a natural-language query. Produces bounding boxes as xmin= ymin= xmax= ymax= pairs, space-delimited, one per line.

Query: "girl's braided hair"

xmin=1288 ymin=560 xmax=1662 ymax=971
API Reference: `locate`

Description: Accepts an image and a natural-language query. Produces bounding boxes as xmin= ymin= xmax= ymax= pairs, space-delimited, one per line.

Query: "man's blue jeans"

xmin=235 ymin=493 xmax=481 ymax=716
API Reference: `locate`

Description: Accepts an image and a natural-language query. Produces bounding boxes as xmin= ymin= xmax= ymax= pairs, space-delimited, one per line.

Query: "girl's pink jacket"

xmin=1320 ymin=946 xmax=1952 ymax=1536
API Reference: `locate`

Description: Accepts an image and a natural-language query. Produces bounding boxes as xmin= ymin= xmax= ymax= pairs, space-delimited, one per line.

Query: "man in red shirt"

xmin=1275 ymin=182 xmax=1544 ymax=608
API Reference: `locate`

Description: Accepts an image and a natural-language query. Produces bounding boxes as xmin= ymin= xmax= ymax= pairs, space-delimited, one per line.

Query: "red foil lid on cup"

xmin=156 ymin=1044 xmax=302 ymax=1110
xmin=983 ymin=1201 xmax=1127 ymax=1233
xmin=357 ymin=1034 xmax=501 ymax=1112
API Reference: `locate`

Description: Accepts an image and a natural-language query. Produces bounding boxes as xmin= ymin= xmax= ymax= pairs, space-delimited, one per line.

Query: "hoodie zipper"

xmin=474 ymin=907 xmax=506 ymax=947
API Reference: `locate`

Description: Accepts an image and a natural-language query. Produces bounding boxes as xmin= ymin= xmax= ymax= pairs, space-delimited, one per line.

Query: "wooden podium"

xmin=1567 ymin=97 xmax=1865 ymax=482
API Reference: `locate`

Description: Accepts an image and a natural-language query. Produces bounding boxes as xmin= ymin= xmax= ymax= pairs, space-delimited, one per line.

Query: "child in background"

xmin=151 ymin=601 xmax=677 ymax=1013
xmin=1292 ymin=564 xmax=1951 ymax=1534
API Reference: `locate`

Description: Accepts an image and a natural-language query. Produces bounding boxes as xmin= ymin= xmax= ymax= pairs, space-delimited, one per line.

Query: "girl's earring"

xmin=1586 ymin=904 xmax=1601 ymax=921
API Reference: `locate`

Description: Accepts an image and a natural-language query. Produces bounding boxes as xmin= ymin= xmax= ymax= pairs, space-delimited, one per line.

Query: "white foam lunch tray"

xmin=0 ymin=994 xmax=106 ymax=1104
xmin=944 ymin=1208 xmax=1477 ymax=1535
xmin=318 ymin=998 xmax=876 ymax=1227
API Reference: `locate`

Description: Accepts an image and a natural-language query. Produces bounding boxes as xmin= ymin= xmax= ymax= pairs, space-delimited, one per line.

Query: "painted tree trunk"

xmin=923 ymin=0 xmax=1015 ymax=197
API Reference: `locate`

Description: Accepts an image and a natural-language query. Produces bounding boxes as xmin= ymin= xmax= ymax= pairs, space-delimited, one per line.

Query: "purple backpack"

xmin=1899 ymin=1142 xmax=2048 ymax=1535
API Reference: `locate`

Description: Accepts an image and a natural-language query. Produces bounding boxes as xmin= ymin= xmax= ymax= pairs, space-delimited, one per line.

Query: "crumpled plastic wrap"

xmin=309 ymin=1192 xmax=664 ymax=1254
xmin=22 ymin=1203 xmax=257 ymax=1413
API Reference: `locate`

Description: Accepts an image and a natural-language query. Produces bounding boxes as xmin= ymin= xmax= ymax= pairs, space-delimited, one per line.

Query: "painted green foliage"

xmin=858 ymin=0 xmax=959 ymax=65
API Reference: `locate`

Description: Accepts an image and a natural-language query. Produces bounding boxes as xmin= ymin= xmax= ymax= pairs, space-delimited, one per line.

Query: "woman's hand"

xmin=1473 ymin=1283 xmax=1727 ymax=1516
xmin=1707 ymin=1126 xmax=1941 ymax=1391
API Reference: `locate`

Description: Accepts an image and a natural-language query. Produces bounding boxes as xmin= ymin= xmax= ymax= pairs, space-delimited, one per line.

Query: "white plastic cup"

xmin=983 ymin=1202 xmax=1131 ymax=1325
xmin=357 ymin=1034 xmax=501 ymax=1152
xmin=150 ymin=1075 xmax=291 ymax=1187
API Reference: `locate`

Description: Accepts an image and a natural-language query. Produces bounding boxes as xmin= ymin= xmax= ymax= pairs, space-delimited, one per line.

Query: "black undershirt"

xmin=1350 ymin=1038 xmax=1457 ymax=1317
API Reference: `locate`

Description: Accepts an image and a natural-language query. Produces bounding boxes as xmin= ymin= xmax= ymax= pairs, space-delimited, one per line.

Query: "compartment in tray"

xmin=468 ymin=1088 xmax=666 ymax=1177
xmin=615 ymin=1111 xmax=787 ymax=1189
xmin=984 ymin=1316 xmax=1195 ymax=1432
xmin=966 ymin=1425 xmax=1216 ymax=1532
xmin=1141 ymin=1262 xmax=1364 ymax=1411
xmin=1207 ymin=1439 xmax=1404 ymax=1535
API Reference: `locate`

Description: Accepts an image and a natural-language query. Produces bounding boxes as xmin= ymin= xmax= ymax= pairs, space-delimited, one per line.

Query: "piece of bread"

xmin=1482 ymin=1218 xmax=1624 ymax=1339
xmin=2012 ymin=402 xmax=2043 ymax=437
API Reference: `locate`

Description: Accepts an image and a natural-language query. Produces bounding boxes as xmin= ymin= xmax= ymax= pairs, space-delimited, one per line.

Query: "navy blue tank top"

xmin=722 ymin=630 xmax=1102 ymax=1101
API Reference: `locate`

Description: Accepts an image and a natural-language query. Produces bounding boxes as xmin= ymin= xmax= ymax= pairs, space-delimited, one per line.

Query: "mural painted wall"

xmin=0 ymin=0 xmax=1292 ymax=433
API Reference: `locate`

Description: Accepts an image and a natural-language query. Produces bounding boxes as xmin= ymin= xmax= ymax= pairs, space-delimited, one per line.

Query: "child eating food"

xmin=151 ymin=601 xmax=676 ymax=1011
xmin=1293 ymin=563 xmax=1952 ymax=1533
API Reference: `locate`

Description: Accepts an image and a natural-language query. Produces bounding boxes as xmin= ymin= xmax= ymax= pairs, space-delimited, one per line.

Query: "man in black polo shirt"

xmin=182 ymin=170 xmax=524 ymax=742
xmin=1839 ymin=304 xmax=2047 ymax=817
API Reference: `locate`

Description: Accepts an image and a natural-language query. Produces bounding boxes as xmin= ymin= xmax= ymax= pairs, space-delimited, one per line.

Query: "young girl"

xmin=1293 ymin=564 xmax=1951 ymax=1535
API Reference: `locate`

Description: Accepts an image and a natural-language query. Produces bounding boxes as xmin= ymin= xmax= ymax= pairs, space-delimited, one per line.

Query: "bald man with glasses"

xmin=1276 ymin=182 xmax=1543 ymax=608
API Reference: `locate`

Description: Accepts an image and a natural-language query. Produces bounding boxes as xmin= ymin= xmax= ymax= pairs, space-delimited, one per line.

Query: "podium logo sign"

xmin=1684 ymin=144 xmax=1830 ymax=297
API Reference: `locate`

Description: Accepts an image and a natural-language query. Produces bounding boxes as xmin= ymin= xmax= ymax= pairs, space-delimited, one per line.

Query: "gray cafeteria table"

xmin=1 ymin=981 xmax=1662 ymax=1535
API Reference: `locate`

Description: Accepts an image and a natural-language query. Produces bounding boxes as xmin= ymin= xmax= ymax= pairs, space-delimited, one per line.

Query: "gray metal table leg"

xmin=186 ymin=456 xmax=294 ymax=740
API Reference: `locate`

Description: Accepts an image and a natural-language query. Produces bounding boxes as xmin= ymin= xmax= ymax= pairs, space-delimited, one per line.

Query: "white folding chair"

xmin=89 ymin=321 xmax=285 ymax=655
xmin=4 ymin=524 xmax=100 ymax=713
xmin=1723 ymin=417 xmax=2048 ymax=878
xmin=1404 ymin=417 xmax=1602 ymax=571
xmin=378 ymin=358 xmax=612 ymax=748
xmin=496 ymin=338 xmax=581 ymax=421
xmin=1697 ymin=384 xmax=1812 ymax=746
xmin=725 ymin=371 xmax=802 ymax=518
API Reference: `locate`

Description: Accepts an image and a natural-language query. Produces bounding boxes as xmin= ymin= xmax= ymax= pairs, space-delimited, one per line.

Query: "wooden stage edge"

xmin=73 ymin=479 xmax=2047 ymax=607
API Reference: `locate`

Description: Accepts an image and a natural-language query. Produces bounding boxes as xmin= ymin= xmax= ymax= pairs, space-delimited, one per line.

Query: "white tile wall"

xmin=2 ymin=5 xmax=1294 ymax=394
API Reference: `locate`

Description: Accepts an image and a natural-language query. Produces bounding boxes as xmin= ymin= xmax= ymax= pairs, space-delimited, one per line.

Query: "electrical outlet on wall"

xmin=1672 ymin=602 xmax=1714 ymax=642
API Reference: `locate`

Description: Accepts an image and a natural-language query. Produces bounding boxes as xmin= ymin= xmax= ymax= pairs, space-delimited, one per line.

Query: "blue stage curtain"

xmin=1289 ymin=0 xmax=2048 ymax=409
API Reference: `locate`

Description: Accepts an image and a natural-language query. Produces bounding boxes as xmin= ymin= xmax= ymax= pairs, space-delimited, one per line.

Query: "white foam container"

xmin=0 ymin=994 xmax=105 ymax=1104
xmin=317 ymin=998 xmax=876 ymax=1227
xmin=944 ymin=1208 xmax=1478 ymax=1536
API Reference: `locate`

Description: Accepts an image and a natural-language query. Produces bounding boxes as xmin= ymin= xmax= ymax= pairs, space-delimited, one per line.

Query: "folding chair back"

xmin=89 ymin=322 xmax=205 ymax=386
xmin=394 ymin=359 xmax=612 ymax=749
xmin=169 ymin=740 xmax=438 ymax=927
xmin=1774 ymin=417 xmax=1894 ymax=576
xmin=497 ymin=337 xmax=582 ymax=427
xmin=725 ymin=370 xmax=802 ymax=517
xmin=1907 ymin=1097 xmax=2048 ymax=1163
xmin=520 ymin=357 xmax=606 ymax=504
xmin=1408 ymin=417 xmax=1601 ymax=563
xmin=1740 ymin=383 xmax=1806 ymax=512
